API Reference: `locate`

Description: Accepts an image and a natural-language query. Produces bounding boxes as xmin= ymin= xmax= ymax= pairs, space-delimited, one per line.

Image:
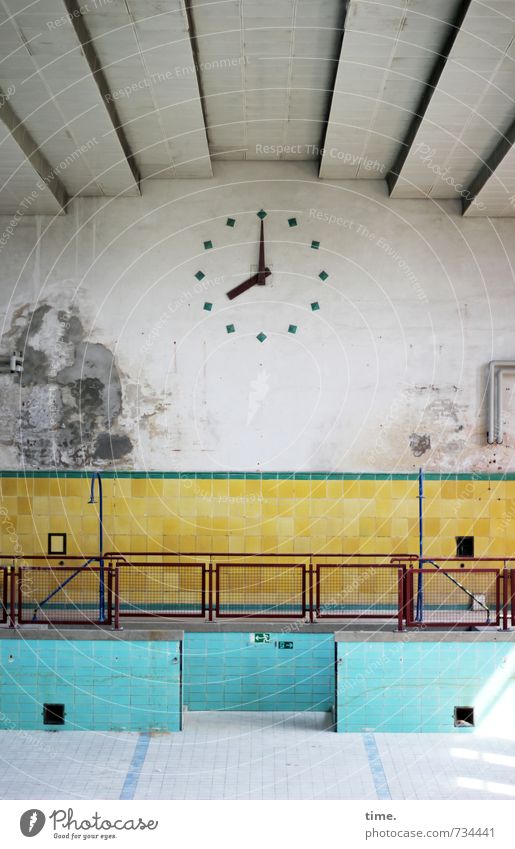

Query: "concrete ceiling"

xmin=189 ymin=0 xmax=346 ymax=160
xmin=80 ymin=0 xmax=212 ymax=178
xmin=319 ymin=0 xmax=463 ymax=179
xmin=388 ymin=0 xmax=515 ymax=217
xmin=0 ymin=105 xmax=65 ymax=214
xmin=0 ymin=0 xmax=140 ymax=202
xmin=0 ymin=0 xmax=515 ymax=216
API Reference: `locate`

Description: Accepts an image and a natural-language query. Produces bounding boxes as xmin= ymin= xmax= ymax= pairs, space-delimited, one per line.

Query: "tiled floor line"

xmin=119 ymin=733 xmax=151 ymax=800
xmin=363 ymin=732 xmax=392 ymax=800
xmin=3 ymin=715 xmax=515 ymax=800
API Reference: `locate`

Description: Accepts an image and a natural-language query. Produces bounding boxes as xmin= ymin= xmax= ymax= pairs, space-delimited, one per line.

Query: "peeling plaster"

xmin=2 ymin=302 xmax=133 ymax=469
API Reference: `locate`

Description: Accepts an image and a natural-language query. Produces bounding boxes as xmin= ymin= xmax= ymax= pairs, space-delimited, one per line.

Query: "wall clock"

xmin=194 ymin=210 xmax=328 ymax=342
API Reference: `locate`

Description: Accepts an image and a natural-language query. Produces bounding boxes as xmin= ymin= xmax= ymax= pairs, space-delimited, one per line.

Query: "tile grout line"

xmin=363 ymin=733 xmax=392 ymax=800
xmin=119 ymin=733 xmax=151 ymax=800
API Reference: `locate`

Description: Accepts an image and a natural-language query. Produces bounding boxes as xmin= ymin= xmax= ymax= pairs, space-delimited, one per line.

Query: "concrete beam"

xmin=0 ymin=92 xmax=68 ymax=212
xmin=386 ymin=0 xmax=472 ymax=194
xmin=62 ymin=0 xmax=140 ymax=191
xmin=183 ymin=0 xmax=211 ymax=156
xmin=462 ymin=115 xmax=515 ymax=214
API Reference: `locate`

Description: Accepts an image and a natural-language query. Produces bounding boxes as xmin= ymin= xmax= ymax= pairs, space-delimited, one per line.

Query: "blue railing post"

xmin=416 ymin=467 xmax=424 ymax=621
xmin=89 ymin=473 xmax=105 ymax=622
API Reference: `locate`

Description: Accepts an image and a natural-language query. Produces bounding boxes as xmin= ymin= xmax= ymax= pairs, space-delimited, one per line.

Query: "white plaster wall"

xmin=0 ymin=160 xmax=514 ymax=473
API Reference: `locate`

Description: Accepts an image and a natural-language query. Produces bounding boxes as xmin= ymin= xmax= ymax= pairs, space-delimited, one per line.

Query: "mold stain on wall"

xmin=2 ymin=302 xmax=133 ymax=468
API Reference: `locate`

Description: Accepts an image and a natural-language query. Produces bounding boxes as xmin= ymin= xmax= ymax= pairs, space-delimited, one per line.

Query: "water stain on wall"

xmin=3 ymin=302 xmax=132 ymax=468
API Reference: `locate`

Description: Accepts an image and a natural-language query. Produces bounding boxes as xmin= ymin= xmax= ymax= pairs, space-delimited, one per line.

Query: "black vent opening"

xmin=43 ymin=703 xmax=65 ymax=726
xmin=454 ymin=706 xmax=474 ymax=727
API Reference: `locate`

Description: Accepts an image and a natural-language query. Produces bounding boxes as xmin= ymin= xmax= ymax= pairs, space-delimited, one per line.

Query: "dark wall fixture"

xmin=456 ymin=536 xmax=474 ymax=557
xmin=48 ymin=532 xmax=67 ymax=555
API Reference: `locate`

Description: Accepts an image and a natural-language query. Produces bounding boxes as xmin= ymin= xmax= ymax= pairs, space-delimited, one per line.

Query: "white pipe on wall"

xmin=487 ymin=360 xmax=515 ymax=444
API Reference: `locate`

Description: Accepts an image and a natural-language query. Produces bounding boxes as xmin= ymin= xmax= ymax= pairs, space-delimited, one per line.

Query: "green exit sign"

xmin=278 ymin=641 xmax=293 ymax=649
xmin=252 ymin=633 xmax=271 ymax=643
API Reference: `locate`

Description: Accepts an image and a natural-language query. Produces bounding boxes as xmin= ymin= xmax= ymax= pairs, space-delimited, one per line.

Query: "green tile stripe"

xmin=0 ymin=471 xmax=514 ymax=481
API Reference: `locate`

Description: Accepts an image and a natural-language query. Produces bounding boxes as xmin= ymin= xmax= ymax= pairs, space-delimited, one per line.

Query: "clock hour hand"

xmin=226 ymin=268 xmax=271 ymax=300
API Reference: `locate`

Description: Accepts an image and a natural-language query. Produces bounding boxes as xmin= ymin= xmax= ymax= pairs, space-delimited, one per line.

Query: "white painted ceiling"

xmin=319 ymin=0 xmax=463 ymax=179
xmin=389 ymin=0 xmax=515 ymax=218
xmin=0 ymin=0 xmax=140 ymax=200
xmin=189 ymin=0 xmax=346 ymax=160
xmin=80 ymin=0 xmax=212 ymax=178
xmin=0 ymin=0 xmax=514 ymax=216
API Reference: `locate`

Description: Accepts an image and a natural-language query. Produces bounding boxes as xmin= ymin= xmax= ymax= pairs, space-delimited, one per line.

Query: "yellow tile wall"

xmin=0 ymin=475 xmax=514 ymax=559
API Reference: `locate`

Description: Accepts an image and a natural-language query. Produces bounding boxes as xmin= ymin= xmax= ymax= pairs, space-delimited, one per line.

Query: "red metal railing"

xmin=0 ymin=565 xmax=7 ymax=624
xmin=4 ymin=552 xmax=515 ymax=629
xmin=405 ymin=567 xmax=500 ymax=628
xmin=420 ymin=556 xmax=515 ymax=568
xmin=113 ymin=560 xmax=207 ymax=618
xmin=17 ymin=564 xmax=116 ymax=626
xmin=215 ymin=562 xmax=307 ymax=619
xmin=315 ymin=564 xmax=403 ymax=620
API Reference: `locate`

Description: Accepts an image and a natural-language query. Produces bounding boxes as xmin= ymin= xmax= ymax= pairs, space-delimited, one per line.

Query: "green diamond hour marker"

xmin=203 ymin=240 xmax=213 ymax=250
xmin=203 ymin=302 xmax=213 ymax=311
xmin=288 ymin=217 xmax=297 ymax=227
xmin=226 ymin=218 xmax=236 ymax=227
xmin=311 ymin=302 xmax=320 ymax=311
xmin=311 ymin=240 xmax=320 ymax=250
xmin=256 ymin=332 xmax=267 ymax=343
xmin=319 ymin=270 xmax=328 ymax=281
xmin=288 ymin=324 xmax=297 ymax=334
xmin=257 ymin=209 xmax=267 ymax=219
xmin=195 ymin=270 xmax=205 ymax=281
xmin=226 ymin=324 xmax=235 ymax=334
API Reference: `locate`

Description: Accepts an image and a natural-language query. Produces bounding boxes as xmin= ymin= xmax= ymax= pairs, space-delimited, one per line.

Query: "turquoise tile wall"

xmin=0 ymin=640 xmax=182 ymax=731
xmin=336 ymin=642 xmax=515 ymax=732
xmin=183 ymin=632 xmax=334 ymax=711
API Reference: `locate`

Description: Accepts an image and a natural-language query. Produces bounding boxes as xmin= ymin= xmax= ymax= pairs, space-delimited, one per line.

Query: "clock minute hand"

xmin=226 ymin=268 xmax=271 ymax=300
xmin=257 ymin=218 xmax=266 ymax=285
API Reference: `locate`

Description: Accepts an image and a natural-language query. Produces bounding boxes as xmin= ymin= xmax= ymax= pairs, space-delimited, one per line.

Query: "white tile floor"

xmin=1 ymin=712 xmax=515 ymax=800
